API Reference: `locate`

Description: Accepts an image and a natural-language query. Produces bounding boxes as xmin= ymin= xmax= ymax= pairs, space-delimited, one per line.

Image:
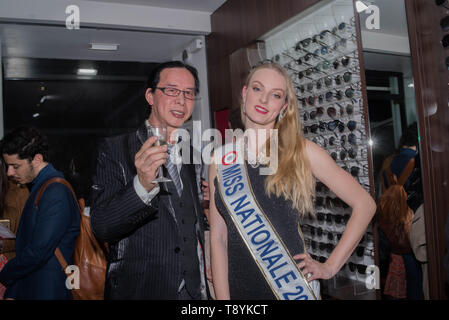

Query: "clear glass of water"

xmin=151 ymin=126 xmax=172 ymax=183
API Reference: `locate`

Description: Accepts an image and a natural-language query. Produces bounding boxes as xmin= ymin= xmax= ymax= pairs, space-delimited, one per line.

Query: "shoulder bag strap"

xmin=398 ymin=157 xmax=415 ymax=186
xmin=35 ymin=177 xmax=80 ymax=275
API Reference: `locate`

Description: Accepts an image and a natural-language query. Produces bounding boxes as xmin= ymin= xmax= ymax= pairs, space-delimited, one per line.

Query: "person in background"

xmin=410 ymin=204 xmax=428 ymax=299
xmin=378 ymin=123 xmax=424 ymax=300
xmin=0 ymin=126 xmax=80 ymax=300
xmin=0 ymin=157 xmax=29 ymax=261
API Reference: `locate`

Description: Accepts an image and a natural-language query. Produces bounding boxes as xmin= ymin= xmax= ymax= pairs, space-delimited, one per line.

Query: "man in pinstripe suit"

xmin=90 ymin=61 xmax=209 ymax=300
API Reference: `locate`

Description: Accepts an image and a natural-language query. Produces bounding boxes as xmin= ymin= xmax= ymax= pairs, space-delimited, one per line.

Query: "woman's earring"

xmin=278 ymin=107 xmax=286 ymax=121
xmin=277 ymin=112 xmax=283 ymax=121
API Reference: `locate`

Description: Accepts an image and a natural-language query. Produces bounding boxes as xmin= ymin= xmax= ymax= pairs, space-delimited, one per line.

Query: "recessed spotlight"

xmin=89 ymin=43 xmax=119 ymax=51
xmin=33 ymin=113 xmax=40 ymax=118
xmin=77 ymin=68 xmax=98 ymax=76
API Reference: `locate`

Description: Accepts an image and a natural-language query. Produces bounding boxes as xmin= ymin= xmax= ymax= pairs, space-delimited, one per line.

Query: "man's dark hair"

xmin=399 ymin=122 xmax=419 ymax=148
xmin=0 ymin=126 xmax=49 ymax=162
xmin=227 ymin=108 xmax=244 ymax=130
xmin=146 ymin=60 xmax=200 ymax=94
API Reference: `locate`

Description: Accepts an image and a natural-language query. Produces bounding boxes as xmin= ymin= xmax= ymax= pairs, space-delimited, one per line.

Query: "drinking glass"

xmin=151 ymin=126 xmax=172 ymax=183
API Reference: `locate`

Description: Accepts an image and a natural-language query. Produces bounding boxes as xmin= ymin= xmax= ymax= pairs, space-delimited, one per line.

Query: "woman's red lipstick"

xmin=255 ymin=105 xmax=268 ymax=114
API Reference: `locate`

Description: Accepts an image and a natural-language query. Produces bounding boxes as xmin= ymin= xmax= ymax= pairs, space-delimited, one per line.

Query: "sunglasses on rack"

xmin=326 ymin=120 xmax=345 ymax=133
xmin=337 ymin=103 xmax=354 ymax=116
xmin=348 ymin=262 xmax=367 ymax=275
xmin=435 ymin=0 xmax=449 ymax=9
xmin=315 ymin=181 xmax=330 ymax=193
xmin=304 ymin=107 xmax=325 ymax=120
xmin=315 ymin=196 xmax=349 ymax=209
xmin=316 ymin=211 xmax=333 ymax=223
xmin=328 ymin=136 xmax=337 ymax=146
xmin=442 ymin=34 xmax=449 ymax=48
xmin=441 ymin=16 xmax=449 ymax=32
xmin=349 ymin=165 xmax=369 ymax=177
xmin=334 ymin=147 xmax=357 ymax=161
xmin=305 ymin=79 xmax=324 ymax=92
xmin=319 ymin=242 xmax=334 ymax=253
xmin=308 ymin=239 xmax=334 ymax=253
xmin=306 ymin=225 xmax=324 ymax=237
xmin=327 ymin=196 xmax=349 ymax=209
xmin=334 ymin=214 xmax=350 ymax=224
xmin=339 ymin=133 xmax=358 ymax=146
xmin=310 ymin=254 xmax=327 ymax=264
xmin=333 ymin=56 xmax=351 ymax=69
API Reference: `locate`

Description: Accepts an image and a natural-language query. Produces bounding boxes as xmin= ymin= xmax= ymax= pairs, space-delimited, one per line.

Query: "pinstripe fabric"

xmin=166 ymin=144 xmax=183 ymax=197
xmin=89 ymin=124 xmax=207 ymax=300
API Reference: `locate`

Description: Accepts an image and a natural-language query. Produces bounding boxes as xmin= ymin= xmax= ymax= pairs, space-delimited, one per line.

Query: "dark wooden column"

xmin=207 ymin=0 xmax=321 ymax=115
xmin=405 ymin=0 xmax=449 ymax=299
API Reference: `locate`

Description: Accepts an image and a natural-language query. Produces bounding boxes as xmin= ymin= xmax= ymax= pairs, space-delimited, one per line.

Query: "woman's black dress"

xmin=214 ymin=162 xmax=307 ymax=300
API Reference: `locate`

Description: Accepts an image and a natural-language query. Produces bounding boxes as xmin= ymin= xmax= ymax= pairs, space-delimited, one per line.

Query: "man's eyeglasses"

xmin=156 ymin=87 xmax=196 ymax=100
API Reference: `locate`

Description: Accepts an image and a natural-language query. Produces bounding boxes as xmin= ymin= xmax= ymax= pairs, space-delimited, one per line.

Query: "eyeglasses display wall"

xmin=258 ymin=0 xmax=375 ymax=297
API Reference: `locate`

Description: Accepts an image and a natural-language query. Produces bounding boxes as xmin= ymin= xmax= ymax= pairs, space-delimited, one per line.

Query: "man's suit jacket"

xmin=90 ymin=124 xmax=207 ymax=299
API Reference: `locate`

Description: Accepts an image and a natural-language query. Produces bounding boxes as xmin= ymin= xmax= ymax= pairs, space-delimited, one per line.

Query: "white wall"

xmin=173 ymin=36 xmax=212 ymax=179
xmin=361 ymin=31 xmax=410 ymax=55
xmin=0 ymin=0 xmax=211 ymax=34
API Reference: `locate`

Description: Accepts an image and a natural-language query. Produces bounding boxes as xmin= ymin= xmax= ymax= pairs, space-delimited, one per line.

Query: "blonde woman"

xmin=209 ymin=62 xmax=376 ymax=300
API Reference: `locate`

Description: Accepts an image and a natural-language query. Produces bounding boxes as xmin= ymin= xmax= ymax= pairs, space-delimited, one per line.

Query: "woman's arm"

xmin=209 ymin=162 xmax=230 ymax=299
xmin=295 ymin=140 xmax=376 ymax=281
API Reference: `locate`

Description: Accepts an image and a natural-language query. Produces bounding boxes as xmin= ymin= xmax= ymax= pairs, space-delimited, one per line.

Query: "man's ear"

xmin=31 ymin=154 xmax=44 ymax=167
xmin=145 ymin=88 xmax=154 ymax=106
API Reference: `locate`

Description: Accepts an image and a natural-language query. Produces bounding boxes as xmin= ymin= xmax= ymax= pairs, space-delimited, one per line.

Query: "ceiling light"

xmin=89 ymin=43 xmax=119 ymax=51
xmin=32 ymin=113 xmax=40 ymax=118
xmin=356 ymin=1 xmax=369 ymax=12
xmin=77 ymin=68 xmax=98 ymax=76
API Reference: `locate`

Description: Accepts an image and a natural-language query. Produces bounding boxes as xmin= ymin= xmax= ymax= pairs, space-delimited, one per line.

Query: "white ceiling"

xmin=0 ymin=0 xmax=411 ymax=65
xmin=83 ymin=0 xmax=227 ymax=12
xmin=0 ymin=0 xmax=227 ymax=62
xmin=0 ymin=23 xmax=198 ymax=62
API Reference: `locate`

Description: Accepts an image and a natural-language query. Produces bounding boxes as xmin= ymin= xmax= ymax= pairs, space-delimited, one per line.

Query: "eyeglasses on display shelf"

xmin=435 ymin=0 xmax=449 ymax=10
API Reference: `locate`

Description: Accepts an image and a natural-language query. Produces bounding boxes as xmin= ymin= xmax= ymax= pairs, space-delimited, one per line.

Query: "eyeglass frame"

xmin=155 ymin=87 xmax=197 ymax=100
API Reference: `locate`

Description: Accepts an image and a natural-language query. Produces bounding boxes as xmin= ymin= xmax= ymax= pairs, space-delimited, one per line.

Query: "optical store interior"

xmin=0 ymin=0 xmax=448 ymax=300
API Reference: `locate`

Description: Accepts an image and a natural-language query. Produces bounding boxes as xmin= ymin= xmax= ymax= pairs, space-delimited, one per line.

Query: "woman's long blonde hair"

xmin=240 ymin=62 xmax=315 ymax=216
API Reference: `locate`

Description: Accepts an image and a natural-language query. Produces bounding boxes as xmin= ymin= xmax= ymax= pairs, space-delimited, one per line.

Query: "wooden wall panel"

xmin=207 ymin=0 xmax=321 ymax=112
xmin=405 ymin=0 xmax=449 ymax=299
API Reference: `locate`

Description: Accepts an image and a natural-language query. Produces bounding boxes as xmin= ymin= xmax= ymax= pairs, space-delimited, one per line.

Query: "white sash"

xmin=215 ymin=142 xmax=319 ymax=300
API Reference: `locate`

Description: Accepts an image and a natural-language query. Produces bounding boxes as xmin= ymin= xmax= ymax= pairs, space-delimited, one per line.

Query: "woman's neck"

xmin=244 ymin=124 xmax=274 ymax=155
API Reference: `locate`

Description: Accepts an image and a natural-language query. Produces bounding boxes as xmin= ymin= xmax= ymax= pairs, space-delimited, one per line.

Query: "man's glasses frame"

xmin=156 ymin=87 xmax=197 ymax=100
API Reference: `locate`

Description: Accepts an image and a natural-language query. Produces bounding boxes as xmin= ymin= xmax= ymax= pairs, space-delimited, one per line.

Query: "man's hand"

xmin=135 ymin=136 xmax=168 ymax=192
